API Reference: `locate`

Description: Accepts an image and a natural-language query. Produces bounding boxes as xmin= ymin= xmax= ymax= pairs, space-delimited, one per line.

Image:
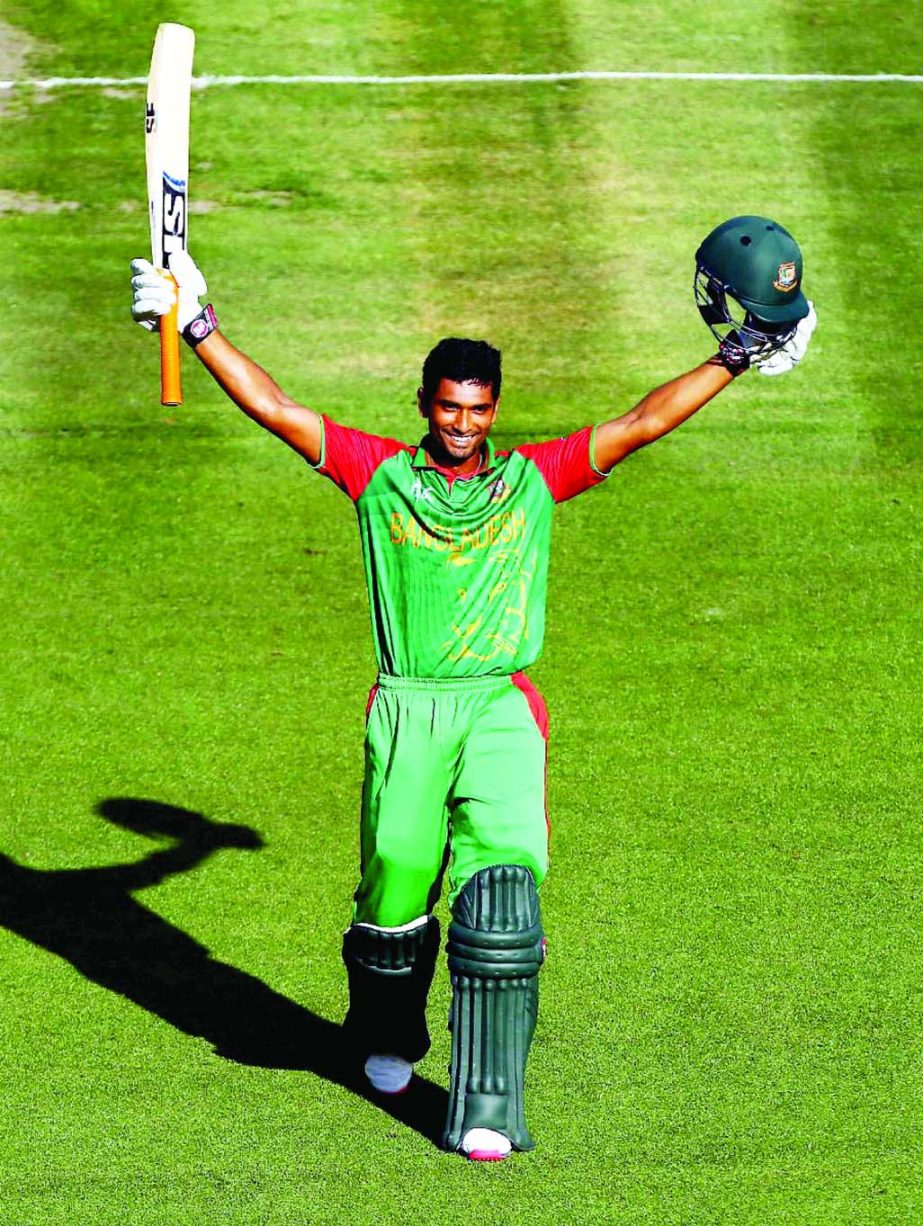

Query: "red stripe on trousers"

xmin=511 ymin=670 xmax=551 ymax=837
xmin=511 ymin=671 xmax=549 ymax=740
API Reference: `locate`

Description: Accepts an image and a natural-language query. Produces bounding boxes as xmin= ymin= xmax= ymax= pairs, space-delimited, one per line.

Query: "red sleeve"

xmin=515 ymin=425 xmax=608 ymax=503
xmin=313 ymin=415 xmax=410 ymax=501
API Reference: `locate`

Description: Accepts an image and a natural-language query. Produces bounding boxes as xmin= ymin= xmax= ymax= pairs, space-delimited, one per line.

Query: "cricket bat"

xmin=145 ymin=23 xmax=195 ymax=407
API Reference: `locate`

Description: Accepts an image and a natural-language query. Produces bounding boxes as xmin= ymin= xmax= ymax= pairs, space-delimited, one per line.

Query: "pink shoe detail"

xmin=461 ymin=1128 xmax=513 ymax=1161
xmin=378 ymin=1081 xmax=410 ymax=1097
xmin=364 ymin=1053 xmax=413 ymax=1094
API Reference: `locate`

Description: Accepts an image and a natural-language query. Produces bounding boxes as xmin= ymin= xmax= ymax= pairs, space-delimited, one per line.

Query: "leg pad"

xmin=342 ymin=915 xmax=440 ymax=1063
xmin=443 ymin=865 xmax=545 ymax=1152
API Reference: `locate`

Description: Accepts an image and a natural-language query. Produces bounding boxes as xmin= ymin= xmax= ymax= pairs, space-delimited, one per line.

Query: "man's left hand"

xmin=759 ymin=301 xmax=818 ymax=377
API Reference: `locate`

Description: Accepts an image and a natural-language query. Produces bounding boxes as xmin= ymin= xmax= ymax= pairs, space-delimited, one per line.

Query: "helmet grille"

xmin=694 ymin=267 xmax=797 ymax=366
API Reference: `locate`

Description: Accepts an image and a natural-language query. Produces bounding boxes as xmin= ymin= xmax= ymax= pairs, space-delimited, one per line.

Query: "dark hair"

xmin=420 ymin=337 xmax=502 ymax=405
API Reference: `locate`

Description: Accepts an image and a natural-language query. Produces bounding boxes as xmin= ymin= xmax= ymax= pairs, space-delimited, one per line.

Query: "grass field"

xmin=1 ymin=3 xmax=921 ymax=1223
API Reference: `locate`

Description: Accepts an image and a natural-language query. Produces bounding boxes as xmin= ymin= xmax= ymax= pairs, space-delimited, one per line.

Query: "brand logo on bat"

xmin=145 ymin=102 xmax=156 ymax=135
xmin=162 ymin=171 xmax=187 ymax=258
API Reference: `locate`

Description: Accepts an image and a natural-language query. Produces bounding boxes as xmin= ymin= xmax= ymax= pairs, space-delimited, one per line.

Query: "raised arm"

xmin=592 ymin=359 xmax=733 ymax=474
xmin=192 ymin=330 xmax=322 ymax=463
xmin=594 ymin=213 xmax=820 ymax=475
xmin=130 ymin=251 xmax=322 ymax=463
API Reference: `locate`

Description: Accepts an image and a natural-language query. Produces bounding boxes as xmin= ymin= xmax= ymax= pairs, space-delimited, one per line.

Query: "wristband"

xmin=182 ymin=304 xmax=218 ymax=348
xmin=710 ymin=335 xmax=750 ymax=377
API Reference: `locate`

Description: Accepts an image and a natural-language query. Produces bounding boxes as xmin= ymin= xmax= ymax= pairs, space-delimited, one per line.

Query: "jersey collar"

xmin=412 ymin=434 xmax=497 ymax=479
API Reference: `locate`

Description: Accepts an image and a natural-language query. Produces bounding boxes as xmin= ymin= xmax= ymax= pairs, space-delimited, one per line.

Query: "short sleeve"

xmin=515 ymin=425 xmax=609 ymax=504
xmin=312 ymin=415 xmax=410 ymax=501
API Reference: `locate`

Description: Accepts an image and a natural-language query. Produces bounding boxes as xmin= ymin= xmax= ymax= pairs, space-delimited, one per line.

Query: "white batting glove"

xmin=130 ymin=250 xmax=207 ymax=333
xmin=759 ymin=300 xmax=818 ymax=377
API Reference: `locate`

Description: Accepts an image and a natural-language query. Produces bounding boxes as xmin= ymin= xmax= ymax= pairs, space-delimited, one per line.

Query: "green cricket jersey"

xmin=312 ymin=416 xmax=609 ymax=678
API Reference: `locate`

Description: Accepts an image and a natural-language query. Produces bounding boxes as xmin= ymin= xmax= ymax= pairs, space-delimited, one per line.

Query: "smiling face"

xmin=418 ymin=378 xmax=499 ymax=472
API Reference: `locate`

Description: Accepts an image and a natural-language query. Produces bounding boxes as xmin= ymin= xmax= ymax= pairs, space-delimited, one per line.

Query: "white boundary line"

xmin=1 ymin=70 xmax=922 ymax=90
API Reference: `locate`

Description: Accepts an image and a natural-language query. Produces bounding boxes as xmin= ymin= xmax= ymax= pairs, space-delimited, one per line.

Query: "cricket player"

xmin=130 ymin=216 xmax=816 ymax=1161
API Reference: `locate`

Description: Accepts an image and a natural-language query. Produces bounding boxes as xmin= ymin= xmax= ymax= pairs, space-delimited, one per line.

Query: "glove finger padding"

xmin=168 ymin=249 xmax=207 ymax=299
xmin=132 ymin=290 xmax=173 ymax=319
xmin=130 ymin=256 xmax=176 ymax=331
xmin=131 ymin=271 xmax=173 ymax=294
xmin=129 ymin=252 xmax=207 ymax=333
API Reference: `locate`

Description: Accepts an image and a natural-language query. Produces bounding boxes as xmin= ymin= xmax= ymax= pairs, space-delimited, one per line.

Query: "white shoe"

xmin=364 ymin=1053 xmax=413 ymax=1095
xmin=460 ymin=1128 xmax=512 ymax=1161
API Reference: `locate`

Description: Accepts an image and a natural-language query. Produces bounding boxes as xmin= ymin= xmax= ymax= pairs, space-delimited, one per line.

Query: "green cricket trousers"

xmin=353 ymin=671 xmax=550 ymax=927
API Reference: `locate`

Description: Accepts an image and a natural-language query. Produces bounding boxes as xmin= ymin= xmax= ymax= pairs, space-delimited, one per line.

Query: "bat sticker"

xmin=162 ymin=171 xmax=187 ymax=260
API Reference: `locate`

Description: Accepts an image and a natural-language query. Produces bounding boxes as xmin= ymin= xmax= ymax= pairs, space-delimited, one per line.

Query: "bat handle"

xmin=159 ymin=271 xmax=182 ymax=407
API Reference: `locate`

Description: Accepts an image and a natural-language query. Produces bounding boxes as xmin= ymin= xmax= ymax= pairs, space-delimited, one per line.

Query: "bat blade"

xmin=145 ymin=22 xmax=195 ymax=406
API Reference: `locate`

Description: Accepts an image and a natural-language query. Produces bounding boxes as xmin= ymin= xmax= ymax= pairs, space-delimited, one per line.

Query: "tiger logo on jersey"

xmin=488 ymin=477 xmax=512 ymax=503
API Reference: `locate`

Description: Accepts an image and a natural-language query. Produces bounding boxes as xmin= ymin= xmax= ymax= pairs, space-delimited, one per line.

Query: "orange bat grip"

xmin=159 ymin=271 xmax=182 ymax=407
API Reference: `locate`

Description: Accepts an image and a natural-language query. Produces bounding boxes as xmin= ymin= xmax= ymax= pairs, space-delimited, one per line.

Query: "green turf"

xmin=1 ymin=3 xmax=921 ymax=1223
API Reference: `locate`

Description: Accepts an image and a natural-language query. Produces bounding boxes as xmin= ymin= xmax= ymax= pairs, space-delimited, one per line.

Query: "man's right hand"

xmin=130 ymin=250 xmax=207 ymax=333
xmin=131 ymin=255 xmax=323 ymax=464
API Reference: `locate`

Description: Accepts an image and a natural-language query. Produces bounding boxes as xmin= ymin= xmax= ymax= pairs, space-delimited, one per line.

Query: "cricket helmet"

xmin=695 ymin=216 xmax=810 ymax=363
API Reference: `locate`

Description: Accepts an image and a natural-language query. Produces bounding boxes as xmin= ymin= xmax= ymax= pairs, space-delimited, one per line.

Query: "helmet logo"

xmin=774 ymin=261 xmax=798 ymax=292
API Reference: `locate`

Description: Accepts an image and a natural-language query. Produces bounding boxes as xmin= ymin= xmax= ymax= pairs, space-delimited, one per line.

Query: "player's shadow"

xmin=0 ymin=798 xmax=447 ymax=1144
